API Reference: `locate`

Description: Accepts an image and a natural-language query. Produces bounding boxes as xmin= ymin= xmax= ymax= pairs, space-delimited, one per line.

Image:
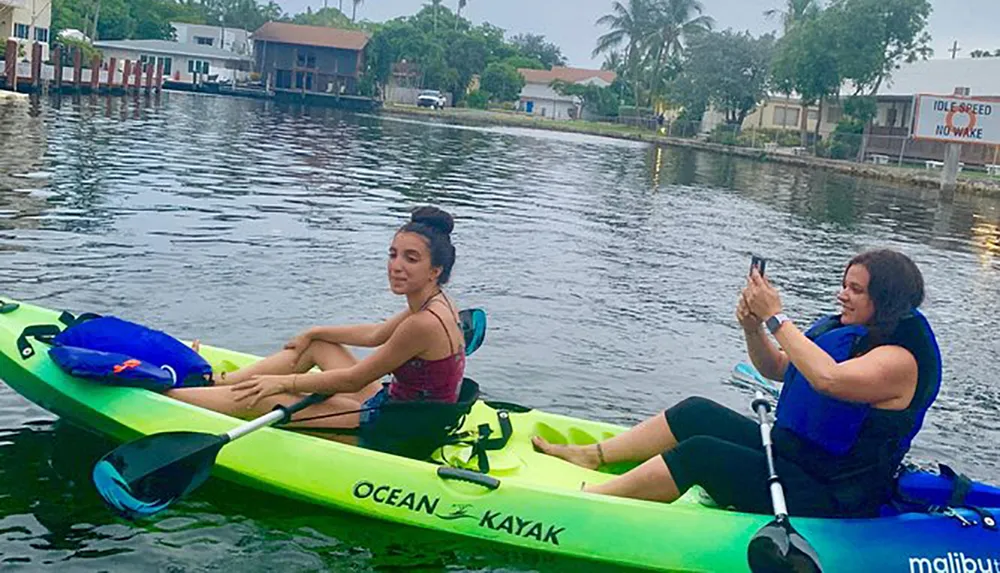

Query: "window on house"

xmin=807 ymin=109 xmax=819 ymax=122
xmin=195 ymin=36 xmax=214 ymax=46
xmin=14 ymin=24 xmax=30 ymax=39
xmin=826 ymin=106 xmax=843 ymax=124
xmin=773 ymin=106 xmax=800 ymax=127
xmin=160 ymin=57 xmax=172 ymax=75
xmin=35 ymin=27 xmax=48 ymax=43
xmin=887 ymin=107 xmax=898 ymax=127
xmin=187 ymin=60 xmax=210 ymax=74
xmin=296 ymin=51 xmax=317 ymax=68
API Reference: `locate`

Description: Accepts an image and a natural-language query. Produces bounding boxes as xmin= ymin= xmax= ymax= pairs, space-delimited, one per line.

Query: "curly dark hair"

xmin=846 ymin=249 xmax=925 ymax=344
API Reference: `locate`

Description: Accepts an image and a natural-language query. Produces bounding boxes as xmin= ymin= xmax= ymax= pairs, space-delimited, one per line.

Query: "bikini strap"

xmin=424 ymin=306 xmax=456 ymax=355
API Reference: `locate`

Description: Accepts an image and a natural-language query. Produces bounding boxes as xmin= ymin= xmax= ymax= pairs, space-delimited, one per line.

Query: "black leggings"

xmin=662 ymin=397 xmax=841 ymax=517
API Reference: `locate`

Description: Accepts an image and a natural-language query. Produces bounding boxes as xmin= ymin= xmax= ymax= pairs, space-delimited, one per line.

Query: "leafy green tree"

xmin=291 ymin=7 xmax=353 ymax=28
xmin=480 ymin=62 xmax=524 ymax=102
xmin=829 ymin=0 xmax=932 ymax=96
xmin=673 ymin=30 xmax=775 ymax=126
xmin=763 ymin=0 xmax=820 ymax=32
xmin=466 ymin=89 xmax=489 ymax=109
xmin=502 ymin=55 xmax=545 ymax=70
xmin=551 ymin=80 xmax=621 ymax=119
xmin=509 ymin=33 xmax=566 ymax=69
xmin=771 ymin=15 xmax=841 ymax=146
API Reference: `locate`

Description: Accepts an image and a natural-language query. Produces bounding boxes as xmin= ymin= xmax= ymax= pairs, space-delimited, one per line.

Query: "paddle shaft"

xmin=753 ymin=393 xmax=789 ymax=518
xmin=225 ymin=393 xmax=328 ymax=441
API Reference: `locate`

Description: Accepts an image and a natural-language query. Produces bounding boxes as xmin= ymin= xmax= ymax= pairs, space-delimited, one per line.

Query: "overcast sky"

xmin=280 ymin=1 xmax=999 ymax=67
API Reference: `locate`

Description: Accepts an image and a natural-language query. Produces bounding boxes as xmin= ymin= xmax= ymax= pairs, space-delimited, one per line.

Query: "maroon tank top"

xmin=388 ymin=301 xmax=465 ymax=403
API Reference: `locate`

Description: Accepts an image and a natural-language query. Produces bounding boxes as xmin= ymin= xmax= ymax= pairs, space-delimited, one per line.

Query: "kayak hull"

xmin=1 ymin=298 xmax=997 ymax=572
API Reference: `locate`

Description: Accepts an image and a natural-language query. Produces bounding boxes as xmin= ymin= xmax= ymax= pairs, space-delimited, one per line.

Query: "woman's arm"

xmin=744 ymin=271 xmax=917 ymax=405
xmin=738 ymin=290 xmax=789 ymax=380
xmin=307 ymin=310 xmax=412 ymax=348
xmin=744 ymin=325 xmax=791 ymax=382
xmin=293 ymin=314 xmax=435 ymax=395
xmin=771 ymin=322 xmax=917 ymax=404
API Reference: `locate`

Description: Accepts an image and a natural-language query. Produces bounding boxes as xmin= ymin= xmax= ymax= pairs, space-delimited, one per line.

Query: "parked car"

xmin=417 ymin=90 xmax=447 ymax=109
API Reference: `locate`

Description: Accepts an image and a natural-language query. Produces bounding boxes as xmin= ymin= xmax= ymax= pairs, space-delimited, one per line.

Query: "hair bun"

xmin=410 ymin=206 xmax=454 ymax=235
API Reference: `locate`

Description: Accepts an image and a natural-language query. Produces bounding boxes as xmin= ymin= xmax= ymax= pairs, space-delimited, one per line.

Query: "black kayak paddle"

xmin=746 ymin=392 xmax=824 ymax=573
xmin=93 ymin=308 xmax=488 ymax=519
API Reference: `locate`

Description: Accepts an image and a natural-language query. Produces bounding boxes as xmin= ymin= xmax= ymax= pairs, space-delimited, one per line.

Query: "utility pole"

xmin=949 ymin=40 xmax=961 ymax=59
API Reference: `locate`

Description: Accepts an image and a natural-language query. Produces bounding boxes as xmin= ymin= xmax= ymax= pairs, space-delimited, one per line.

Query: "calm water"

xmin=1 ymin=92 xmax=999 ymax=571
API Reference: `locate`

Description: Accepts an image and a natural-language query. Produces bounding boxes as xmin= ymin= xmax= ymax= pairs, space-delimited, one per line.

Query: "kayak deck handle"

xmin=436 ymin=466 xmax=500 ymax=490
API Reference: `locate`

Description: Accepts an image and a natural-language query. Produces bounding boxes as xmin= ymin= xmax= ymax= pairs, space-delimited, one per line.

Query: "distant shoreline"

xmin=381 ymin=104 xmax=1000 ymax=199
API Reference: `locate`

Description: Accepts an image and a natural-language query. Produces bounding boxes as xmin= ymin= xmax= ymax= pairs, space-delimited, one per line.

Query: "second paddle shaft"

xmin=752 ymin=392 xmax=789 ymax=518
xmin=225 ymin=393 xmax=329 ymax=441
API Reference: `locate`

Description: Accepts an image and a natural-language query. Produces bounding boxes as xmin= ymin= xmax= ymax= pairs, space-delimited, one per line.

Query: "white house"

xmin=171 ymin=21 xmax=252 ymax=56
xmin=0 ymin=0 xmax=51 ymax=63
xmin=517 ymin=66 xmax=617 ymax=120
xmin=93 ymin=39 xmax=253 ymax=84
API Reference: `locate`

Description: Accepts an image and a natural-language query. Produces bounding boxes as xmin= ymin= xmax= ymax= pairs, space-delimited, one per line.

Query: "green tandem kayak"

xmin=1 ymin=297 xmax=998 ymax=572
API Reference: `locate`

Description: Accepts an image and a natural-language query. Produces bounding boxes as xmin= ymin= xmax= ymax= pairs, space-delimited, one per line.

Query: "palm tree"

xmin=645 ymin=0 xmax=714 ymax=106
xmin=764 ymin=0 xmax=819 ymax=33
xmin=593 ymin=0 xmax=654 ymax=108
xmin=601 ymin=51 xmax=623 ymax=72
xmin=351 ymin=0 xmax=363 ymax=22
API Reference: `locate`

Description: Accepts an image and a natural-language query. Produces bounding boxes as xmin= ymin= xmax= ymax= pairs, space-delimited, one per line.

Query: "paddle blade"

xmin=748 ymin=516 xmax=823 ymax=573
xmin=459 ymin=308 xmax=487 ymax=356
xmin=92 ymin=431 xmax=226 ymax=519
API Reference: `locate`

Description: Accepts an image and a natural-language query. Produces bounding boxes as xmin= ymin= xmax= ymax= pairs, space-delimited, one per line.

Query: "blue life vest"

xmin=775 ymin=311 xmax=941 ymax=460
xmin=45 ymin=315 xmax=213 ymax=392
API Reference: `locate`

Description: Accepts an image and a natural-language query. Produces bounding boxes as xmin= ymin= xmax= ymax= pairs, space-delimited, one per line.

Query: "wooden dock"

xmin=2 ymin=40 xmax=381 ymax=111
xmin=2 ymin=40 xmax=163 ymax=95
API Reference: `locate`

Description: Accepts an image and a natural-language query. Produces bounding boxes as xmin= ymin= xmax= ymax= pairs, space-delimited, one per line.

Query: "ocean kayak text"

xmin=352 ymin=480 xmax=566 ymax=545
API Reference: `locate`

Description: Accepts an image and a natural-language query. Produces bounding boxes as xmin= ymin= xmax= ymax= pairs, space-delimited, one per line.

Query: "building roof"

xmin=877 ymin=58 xmax=1000 ymax=97
xmin=251 ymin=22 xmax=370 ymax=51
xmin=92 ymin=39 xmax=253 ymax=61
xmin=518 ymin=66 xmax=617 ymax=85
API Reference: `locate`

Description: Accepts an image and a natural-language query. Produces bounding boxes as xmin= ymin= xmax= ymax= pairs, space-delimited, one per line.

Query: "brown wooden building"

xmin=252 ymin=22 xmax=369 ymax=95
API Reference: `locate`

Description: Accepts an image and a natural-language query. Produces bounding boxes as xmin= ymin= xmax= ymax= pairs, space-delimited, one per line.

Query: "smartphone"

xmin=750 ymin=255 xmax=767 ymax=277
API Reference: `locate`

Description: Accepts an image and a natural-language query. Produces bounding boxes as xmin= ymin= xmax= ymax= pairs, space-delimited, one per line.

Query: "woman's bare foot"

xmin=531 ymin=436 xmax=602 ymax=470
xmin=191 ymin=339 xmax=201 ymax=353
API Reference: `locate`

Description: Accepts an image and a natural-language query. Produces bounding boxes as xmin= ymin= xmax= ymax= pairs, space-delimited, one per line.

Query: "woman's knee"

xmin=664 ymin=396 xmax=721 ymax=432
xmin=302 ymin=340 xmax=357 ymax=370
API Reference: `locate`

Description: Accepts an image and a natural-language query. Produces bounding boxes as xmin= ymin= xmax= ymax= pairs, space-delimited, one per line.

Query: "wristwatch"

xmin=765 ymin=313 xmax=790 ymax=335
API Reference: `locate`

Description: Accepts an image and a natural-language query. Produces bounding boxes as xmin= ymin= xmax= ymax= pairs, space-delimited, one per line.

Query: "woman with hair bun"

xmin=169 ymin=206 xmax=466 ymax=441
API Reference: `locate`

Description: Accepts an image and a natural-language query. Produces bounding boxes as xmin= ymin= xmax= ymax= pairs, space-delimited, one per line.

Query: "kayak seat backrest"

xmin=360 ymin=377 xmax=480 ymax=461
xmin=880 ymin=465 xmax=1000 ymax=516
